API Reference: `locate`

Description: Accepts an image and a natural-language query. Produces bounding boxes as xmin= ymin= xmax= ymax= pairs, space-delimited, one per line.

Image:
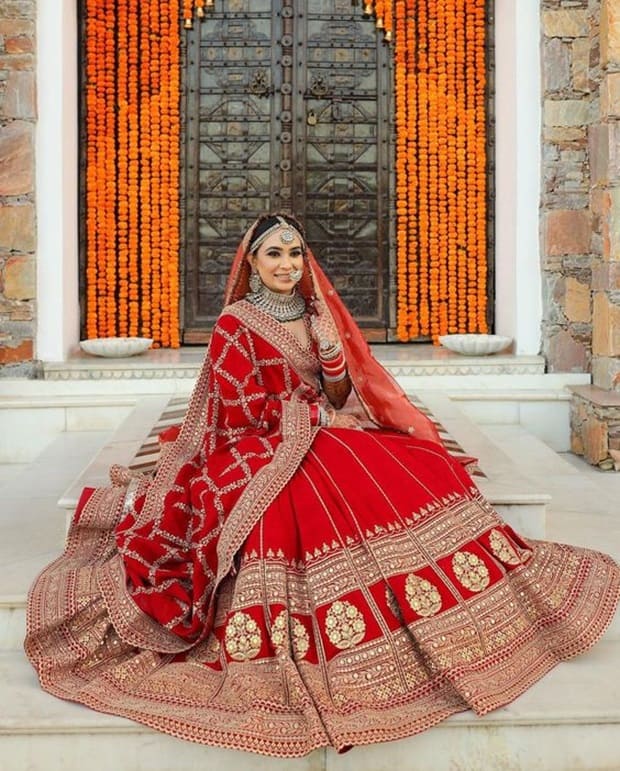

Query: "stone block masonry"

xmin=563 ymin=0 xmax=620 ymax=468
xmin=591 ymin=0 xmax=620 ymax=395
xmin=0 ymin=0 xmax=36 ymax=375
xmin=541 ymin=0 xmax=599 ymax=375
xmin=570 ymin=385 xmax=620 ymax=468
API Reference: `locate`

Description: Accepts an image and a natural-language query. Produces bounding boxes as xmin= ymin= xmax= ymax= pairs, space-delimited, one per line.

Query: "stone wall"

xmin=541 ymin=0 xmax=600 ymax=373
xmin=567 ymin=0 xmax=620 ymax=467
xmin=591 ymin=0 xmax=620 ymax=390
xmin=0 ymin=0 xmax=36 ymax=376
xmin=571 ymin=385 xmax=620 ymax=468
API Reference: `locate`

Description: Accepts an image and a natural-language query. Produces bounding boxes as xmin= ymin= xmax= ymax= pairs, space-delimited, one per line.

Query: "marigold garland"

xmin=394 ymin=0 xmax=489 ymax=341
xmin=84 ymin=1 xmax=181 ymax=347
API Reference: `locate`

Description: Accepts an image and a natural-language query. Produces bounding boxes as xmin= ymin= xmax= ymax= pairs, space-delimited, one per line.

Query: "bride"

xmin=26 ymin=213 xmax=620 ymax=757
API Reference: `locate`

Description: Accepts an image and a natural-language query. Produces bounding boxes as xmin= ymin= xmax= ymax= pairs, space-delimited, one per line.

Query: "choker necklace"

xmin=247 ymin=284 xmax=306 ymax=322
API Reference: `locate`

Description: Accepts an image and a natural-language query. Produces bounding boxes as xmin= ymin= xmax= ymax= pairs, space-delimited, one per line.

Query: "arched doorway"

xmin=182 ymin=0 xmax=391 ymax=342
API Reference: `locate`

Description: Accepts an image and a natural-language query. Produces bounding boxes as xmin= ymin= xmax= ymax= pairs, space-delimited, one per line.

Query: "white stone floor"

xmin=0 ymin=431 xmax=112 ymax=598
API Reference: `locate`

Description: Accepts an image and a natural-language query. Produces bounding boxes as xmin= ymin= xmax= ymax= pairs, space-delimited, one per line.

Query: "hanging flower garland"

xmin=84 ymin=0 xmax=181 ymax=347
xmin=393 ymin=0 xmax=488 ymax=341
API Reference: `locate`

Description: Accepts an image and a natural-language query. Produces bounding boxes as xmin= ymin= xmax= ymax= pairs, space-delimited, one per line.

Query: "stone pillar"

xmin=0 ymin=0 xmax=36 ymax=376
xmin=570 ymin=0 xmax=620 ymax=468
xmin=592 ymin=0 xmax=620 ymax=389
xmin=541 ymin=1 xmax=597 ymax=374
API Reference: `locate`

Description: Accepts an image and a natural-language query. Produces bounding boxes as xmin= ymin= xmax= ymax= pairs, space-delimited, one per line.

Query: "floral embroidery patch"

xmin=224 ymin=611 xmax=262 ymax=661
xmin=324 ymin=600 xmax=366 ymax=649
xmin=405 ymin=574 xmax=443 ymax=617
xmin=489 ymin=529 xmax=521 ymax=566
xmin=452 ymin=551 xmax=490 ymax=592
xmin=271 ymin=610 xmax=310 ymax=659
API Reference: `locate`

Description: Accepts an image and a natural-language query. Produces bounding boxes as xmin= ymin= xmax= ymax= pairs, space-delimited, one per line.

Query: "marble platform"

xmin=1 ymin=638 xmax=619 ymax=771
xmin=40 ymin=344 xmax=547 ymax=381
xmin=0 ymin=347 xmax=591 ymax=467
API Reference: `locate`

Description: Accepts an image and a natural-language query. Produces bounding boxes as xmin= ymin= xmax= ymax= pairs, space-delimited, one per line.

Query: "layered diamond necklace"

xmin=247 ymin=283 xmax=306 ymax=322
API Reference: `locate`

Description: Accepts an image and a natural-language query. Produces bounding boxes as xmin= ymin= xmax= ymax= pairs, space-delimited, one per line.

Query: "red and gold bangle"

xmin=309 ymin=404 xmax=320 ymax=426
xmin=319 ymin=341 xmax=347 ymax=382
xmin=321 ymin=349 xmax=347 ymax=382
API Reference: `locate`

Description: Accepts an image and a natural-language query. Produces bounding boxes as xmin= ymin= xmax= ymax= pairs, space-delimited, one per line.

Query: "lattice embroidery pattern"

xmin=229 ymin=302 xmax=322 ymax=394
xmin=127 ymin=394 xmax=483 ymax=478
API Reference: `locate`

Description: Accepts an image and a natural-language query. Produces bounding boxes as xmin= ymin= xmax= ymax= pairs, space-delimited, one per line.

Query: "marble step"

xmin=477 ymin=424 xmax=620 ymax=562
xmin=1 ymin=640 xmax=620 ymax=771
xmin=57 ymin=395 xmax=173 ymax=510
xmin=0 ymin=597 xmax=25 ymax=652
xmin=0 ymin=432 xmax=114 ymax=654
xmin=39 ymin=345 xmax=547 ymax=381
xmin=415 ymin=391 xmax=549 ymax=538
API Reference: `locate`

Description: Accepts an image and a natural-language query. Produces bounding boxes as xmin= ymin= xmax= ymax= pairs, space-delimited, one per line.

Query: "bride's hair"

xmin=247 ymin=212 xmax=307 ymax=254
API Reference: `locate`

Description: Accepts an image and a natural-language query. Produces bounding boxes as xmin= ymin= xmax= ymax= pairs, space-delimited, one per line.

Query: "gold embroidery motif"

xmin=271 ymin=610 xmax=310 ymax=659
xmin=452 ymin=550 xmax=490 ymax=592
xmin=405 ymin=574 xmax=443 ymax=617
xmin=224 ymin=611 xmax=262 ymax=661
xmin=324 ymin=600 xmax=366 ymax=649
xmin=489 ymin=529 xmax=521 ymax=566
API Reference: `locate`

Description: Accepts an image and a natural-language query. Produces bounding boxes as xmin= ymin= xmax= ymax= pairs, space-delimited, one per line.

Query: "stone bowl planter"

xmin=79 ymin=337 xmax=153 ymax=358
xmin=438 ymin=334 xmax=512 ymax=356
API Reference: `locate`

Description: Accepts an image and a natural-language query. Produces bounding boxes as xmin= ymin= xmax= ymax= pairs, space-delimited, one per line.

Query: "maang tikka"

xmin=248 ymin=216 xmax=305 ymax=254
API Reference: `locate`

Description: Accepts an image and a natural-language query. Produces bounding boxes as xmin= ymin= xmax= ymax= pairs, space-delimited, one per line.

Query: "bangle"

xmin=321 ymin=348 xmax=346 ymax=381
xmin=323 ymin=365 xmax=348 ymax=382
xmin=318 ymin=340 xmax=342 ymax=361
xmin=318 ymin=406 xmax=331 ymax=427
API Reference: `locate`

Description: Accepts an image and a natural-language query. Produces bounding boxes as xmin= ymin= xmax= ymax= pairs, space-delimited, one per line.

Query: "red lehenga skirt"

xmin=25 ymin=427 xmax=620 ymax=757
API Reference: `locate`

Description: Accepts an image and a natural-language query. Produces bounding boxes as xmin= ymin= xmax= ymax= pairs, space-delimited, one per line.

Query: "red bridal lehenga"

xmin=26 ymin=225 xmax=620 ymax=758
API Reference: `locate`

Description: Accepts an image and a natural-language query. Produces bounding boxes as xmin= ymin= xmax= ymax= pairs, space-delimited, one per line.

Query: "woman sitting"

xmin=26 ymin=213 xmax=620 ymax=757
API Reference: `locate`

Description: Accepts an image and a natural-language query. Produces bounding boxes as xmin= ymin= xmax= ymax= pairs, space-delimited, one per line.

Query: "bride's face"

xmin=250 ymin=230 xmax=305 ymax=295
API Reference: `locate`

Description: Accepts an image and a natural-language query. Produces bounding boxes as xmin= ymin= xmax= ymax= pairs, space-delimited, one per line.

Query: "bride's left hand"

xmin=310 ymin=300 xmax=340 ymax=353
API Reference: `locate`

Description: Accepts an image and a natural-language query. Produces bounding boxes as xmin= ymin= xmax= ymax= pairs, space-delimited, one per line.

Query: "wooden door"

xmin=182 ymin=0 xmax=390 ymax=342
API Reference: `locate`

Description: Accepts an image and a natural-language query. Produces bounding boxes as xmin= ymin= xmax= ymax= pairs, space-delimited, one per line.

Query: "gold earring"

xmin=249 ymin=267 xmax=262 ymax=293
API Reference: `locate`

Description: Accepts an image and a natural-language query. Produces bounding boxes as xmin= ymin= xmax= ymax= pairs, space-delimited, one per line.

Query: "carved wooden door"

xmin=182 ymin=0 xmax=390 ymax=342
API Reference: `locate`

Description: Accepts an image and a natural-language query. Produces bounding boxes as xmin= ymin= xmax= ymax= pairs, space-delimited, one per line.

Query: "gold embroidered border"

xmin=26 ymin=515 xmax=620 ymax=757
xmin=97 ymin=554 xmax=191 ymax=653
